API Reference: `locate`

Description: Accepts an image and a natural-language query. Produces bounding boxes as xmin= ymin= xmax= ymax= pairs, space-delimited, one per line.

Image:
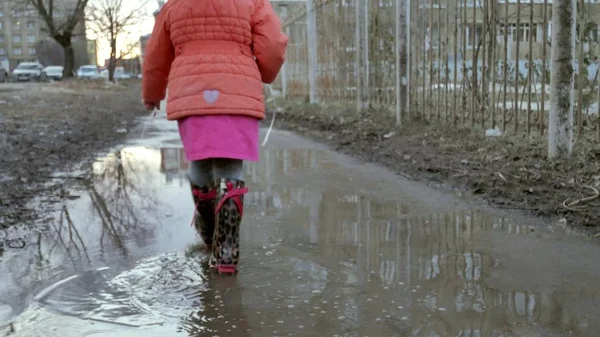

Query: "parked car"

xmin=99 ymin=67 xmax=132 ymax=80
xmin=11 ymin=62 xmax=44 ymax=81
xmin=77 ymin=65 xmax=100 ymax=79
xmin=0 ymin=64 xmax=7 ymax=83
xmin=41 ymin=66 xmax=64 ymax=81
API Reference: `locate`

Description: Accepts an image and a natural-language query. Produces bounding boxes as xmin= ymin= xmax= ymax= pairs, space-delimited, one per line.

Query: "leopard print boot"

xmin=190 ymin=182 xmax=217 ymax=247
xmin=210 ymin=178 xmax=248 ymax=274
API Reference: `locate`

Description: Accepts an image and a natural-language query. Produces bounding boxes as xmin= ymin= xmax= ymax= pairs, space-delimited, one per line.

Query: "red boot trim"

xmin=190 ymin=187 xmax=217 ymax=228
xmin=192 ymin=188 xmax=217 ymax=200
xmin=217 ymin=265 xmax=237 ymax=274
xmin=215 ymin=182 xmax=248 ymax=218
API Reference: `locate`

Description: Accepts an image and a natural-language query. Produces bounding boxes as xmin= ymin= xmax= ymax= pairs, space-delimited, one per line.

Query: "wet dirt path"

xmin=1 ymin=117 xmax=600 ymax=337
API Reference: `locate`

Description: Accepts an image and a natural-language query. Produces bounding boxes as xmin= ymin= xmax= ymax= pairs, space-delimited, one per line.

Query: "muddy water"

xmin=2 ymin=124 xmax=600 ymax=337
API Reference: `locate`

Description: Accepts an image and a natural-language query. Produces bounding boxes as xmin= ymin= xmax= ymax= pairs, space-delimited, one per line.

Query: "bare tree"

xmin=87 ymin=0 xmax=147 ymax=82
xmin=549 ymin=0 xmax=577 ymax=159
xmin=17 ymin=0 xmax=89 ymax=77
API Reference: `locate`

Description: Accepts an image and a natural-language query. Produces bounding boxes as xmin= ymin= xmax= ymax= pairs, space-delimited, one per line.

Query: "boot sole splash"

xmin=216 ymin=264 xmax=237 ymax=275
xmin=208 ymin=257 xmax=237 ymax=275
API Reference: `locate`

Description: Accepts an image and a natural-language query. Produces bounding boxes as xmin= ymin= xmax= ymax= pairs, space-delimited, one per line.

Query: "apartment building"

xmin=0 ymin=2 xmax=43 ymax=69
xmin=87 ymin=39 xmax=97 ymax=66
xmin=154 ymin=0 xmax=165 ymax=17
xmin=140 ymin=1 xmax=165 ymax=66
xmin=422 ymin=0 xmax=600 ymax=60
xmin=140 ymin=34 xmax=150 ymax=65
xmin=0 ymin=1 xmax=89 ymax=70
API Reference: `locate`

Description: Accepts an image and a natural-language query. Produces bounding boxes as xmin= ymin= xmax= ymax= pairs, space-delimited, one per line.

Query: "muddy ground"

xmin=0 ymin=80 xmax=146 ymax=231
xmin=267 ymin=101 xmax=600 ymax=236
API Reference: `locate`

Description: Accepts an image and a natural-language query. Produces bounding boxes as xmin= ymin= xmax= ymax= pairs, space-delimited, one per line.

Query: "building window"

xmin=14 ymin=35 xmax=21 ymax=43
xmin=465 ymin=26 xmax=483 ymax=47
xmin=0 ymin=35 xmax=4 ymax=42
xmin=0 ymin=48 xmax=5 ymax=55
xmin=520 ymin=23 xmax=537 ymax=42
xmin=0 ymin=10 xmax=4 ymax=18
xmin=0 ymin=22 xmax=3 ymax=30
xmin=28 ymin=35 xmax=35 ymax=43
xmin=499 ymin=23 xmax=538 ymax=43
xmin=28 ymin=47 xmax=35 ymax=55
xmin=27 ymin=21 xmax=35 ymax=29
xmin=12 ymin=21 xmax=21 ymax=30
xmin=14 ymin=48 xmax=22 ymax=55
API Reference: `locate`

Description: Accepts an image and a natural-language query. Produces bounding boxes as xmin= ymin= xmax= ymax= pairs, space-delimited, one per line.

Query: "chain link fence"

xmin=272 ymin=0 xmax=600 ymax=143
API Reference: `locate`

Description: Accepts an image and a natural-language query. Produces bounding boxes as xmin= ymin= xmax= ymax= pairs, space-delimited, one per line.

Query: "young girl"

xmin=142 ymin=0 xmax=288 ymax=274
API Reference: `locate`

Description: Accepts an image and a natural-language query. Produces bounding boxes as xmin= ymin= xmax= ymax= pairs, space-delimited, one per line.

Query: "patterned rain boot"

xmin=210 ymin=178 xmax=248 ymax=274
xmin=190 ymin=181 xmax=217 ymax=248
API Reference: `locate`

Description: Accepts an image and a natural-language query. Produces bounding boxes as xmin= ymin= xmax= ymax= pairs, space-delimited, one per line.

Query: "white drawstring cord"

xmin=262 ymin=84 xmax=279 ymax=147
xmin=140 ymin=107 xmax=159 ymax=139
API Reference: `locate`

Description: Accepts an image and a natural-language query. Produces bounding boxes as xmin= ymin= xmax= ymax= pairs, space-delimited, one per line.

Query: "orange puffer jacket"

xmin=142 ymin=0 xmax=288 ymax=121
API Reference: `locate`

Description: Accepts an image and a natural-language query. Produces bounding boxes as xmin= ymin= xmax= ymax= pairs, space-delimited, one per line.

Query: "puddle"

xmin=1 ymin=129 xmax=600 ymax=337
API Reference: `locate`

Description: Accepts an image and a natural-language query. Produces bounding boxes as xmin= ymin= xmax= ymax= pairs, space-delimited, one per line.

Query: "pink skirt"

xmin=177 ymin=115 xmax=260 ymax=162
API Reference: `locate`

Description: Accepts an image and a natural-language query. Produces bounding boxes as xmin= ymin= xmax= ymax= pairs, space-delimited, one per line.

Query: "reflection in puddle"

xmin=2 ymin=143 xmax=599 ymax=337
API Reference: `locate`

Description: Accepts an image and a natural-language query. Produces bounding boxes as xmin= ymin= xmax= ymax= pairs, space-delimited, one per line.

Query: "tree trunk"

xmin=64 ymin=44 xmax=75 ymax=78
xmin=108 ymin=57 xmax=116 ymax=82
xmin=548 ymin=0 xmax=576 ymax=159
xmin=109 ymin=37 xmax=117 ymax=82
xmin=55 ymin=33 xmax=75 ymax=78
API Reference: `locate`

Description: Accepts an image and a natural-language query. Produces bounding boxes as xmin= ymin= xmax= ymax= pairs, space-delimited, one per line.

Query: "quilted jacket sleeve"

xmin=251 ymin=0 xmax=289 ymax=84
xmin=142 ymin=8 xmax=175 ymax=103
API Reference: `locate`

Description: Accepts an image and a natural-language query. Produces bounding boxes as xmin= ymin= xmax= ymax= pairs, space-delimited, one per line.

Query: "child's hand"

xmin=143 ymin=101 xmax=160 ymax=111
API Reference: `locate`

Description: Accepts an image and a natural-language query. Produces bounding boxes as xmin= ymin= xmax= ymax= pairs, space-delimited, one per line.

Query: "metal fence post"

xmin=279 ymin=4 xmax=289 ymax=98
xmin=364 ymin=0 xmax=370 ymax=106
xmin=356 ymin=0 xmax=362 ymax=112
xmin=306 ymin=0 xmax=318 ymax=103
xmin=576 ymin=0 xmax=585 ymax=138
xmin=395 ymin=0 xmax=403 ymax=125
xmin=405 ymin=0 xmax=411 ymax=117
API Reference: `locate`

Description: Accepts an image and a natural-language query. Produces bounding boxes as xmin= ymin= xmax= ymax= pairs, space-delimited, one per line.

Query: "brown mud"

xmin=0 ymin=80 xmax=146 ymax=230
